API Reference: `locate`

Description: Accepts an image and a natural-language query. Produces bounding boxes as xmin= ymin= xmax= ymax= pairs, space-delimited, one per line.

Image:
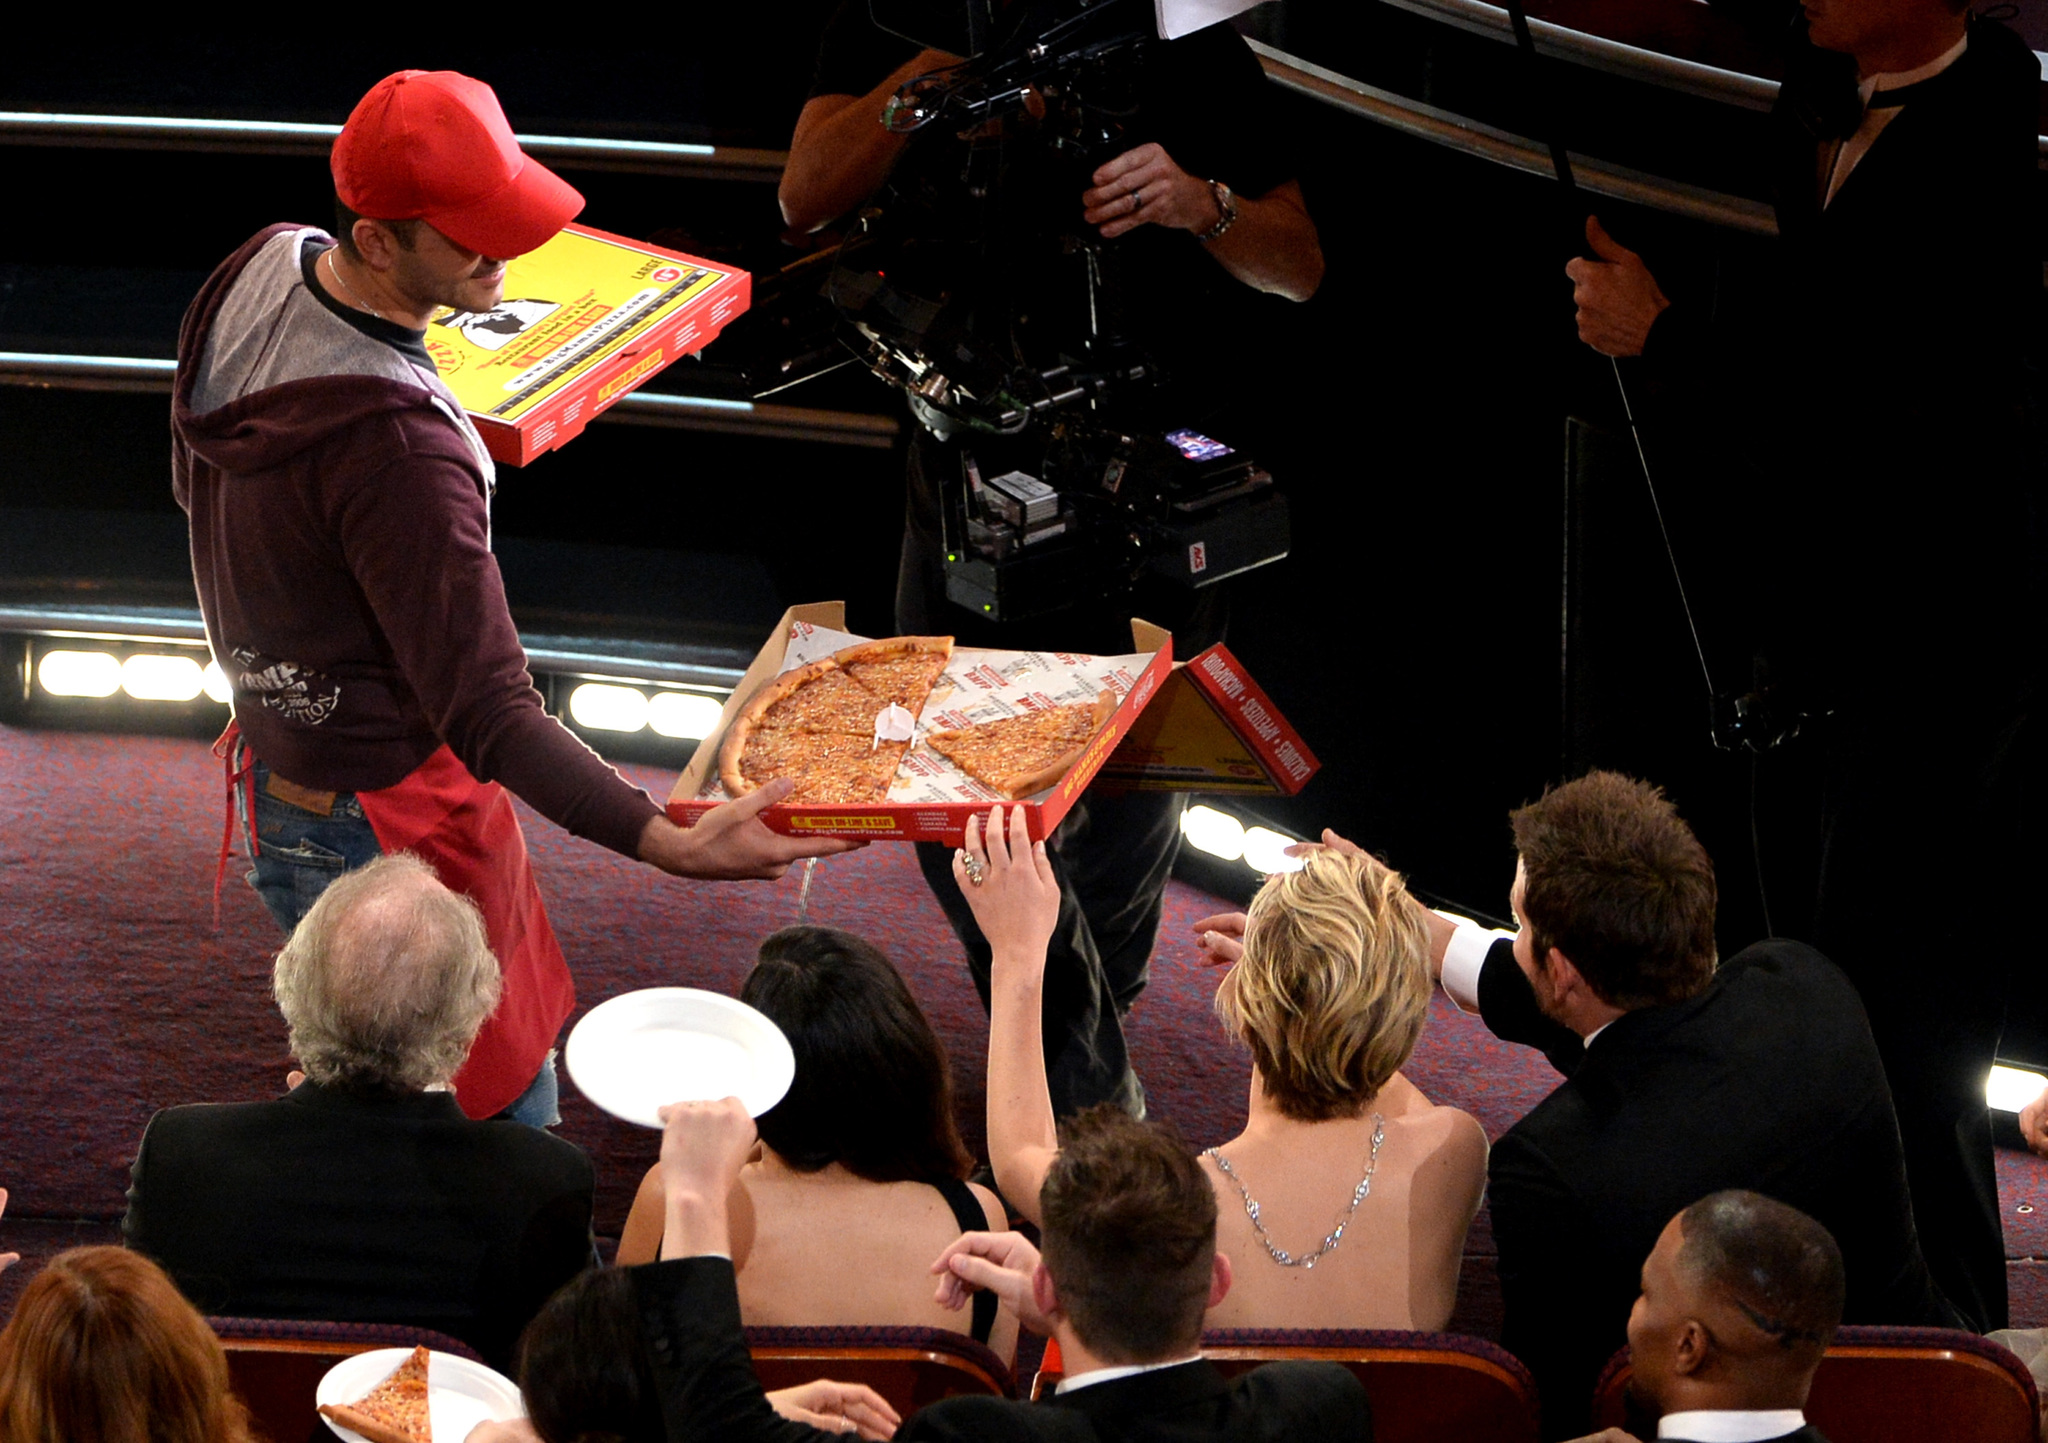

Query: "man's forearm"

xmin=1202 ymin=181 xmax=1323 ymax=302
xmin=780 ymin=51 xmax=958 ymax=233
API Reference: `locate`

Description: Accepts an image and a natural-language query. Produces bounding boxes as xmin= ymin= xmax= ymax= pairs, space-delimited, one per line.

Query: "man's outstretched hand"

xmin=931 ymin=1230 xmax=1059 ymax=1336
xmin=1565 ymin=216 xmax=1670 ymax=358
xmin=639 ymin=780 xmax=866 ymax=880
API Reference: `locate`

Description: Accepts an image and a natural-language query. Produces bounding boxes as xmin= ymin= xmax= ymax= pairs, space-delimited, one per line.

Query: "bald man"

xmin=1570 ymin=1190 xmax=1844 ymax=1443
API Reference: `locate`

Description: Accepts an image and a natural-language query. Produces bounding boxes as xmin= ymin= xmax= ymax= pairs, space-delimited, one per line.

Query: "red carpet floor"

xmin=5 ymin=722 xmax=2046 ymax=1332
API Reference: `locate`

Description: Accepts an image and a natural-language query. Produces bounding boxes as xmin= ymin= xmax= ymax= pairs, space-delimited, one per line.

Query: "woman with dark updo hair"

xmin=617 ymin=925 xmax=1015 ymax=1361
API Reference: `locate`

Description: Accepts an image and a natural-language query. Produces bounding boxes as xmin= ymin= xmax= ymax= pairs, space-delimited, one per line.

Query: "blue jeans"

xmin=241 ymin=760 xmax=561 ymax=1128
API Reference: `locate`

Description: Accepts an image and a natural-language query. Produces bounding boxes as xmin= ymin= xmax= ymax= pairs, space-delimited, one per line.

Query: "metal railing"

xmin=0 ymin=352 xmax=898 ymax=448
xmin=1375 ymin=0 xmax=1779 ymax=109
xmin=0 ymin=110 xmax=787 ymax=182
xmin=1249 ymin=41 xmax=1779 ymax=235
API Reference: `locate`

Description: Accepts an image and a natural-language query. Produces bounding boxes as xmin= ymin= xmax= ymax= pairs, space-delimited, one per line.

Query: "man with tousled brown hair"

xmin=1412 ymin=771 xmax=1948 ymax=1437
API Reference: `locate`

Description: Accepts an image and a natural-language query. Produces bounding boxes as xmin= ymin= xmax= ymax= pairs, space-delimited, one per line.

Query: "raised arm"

xmin=953 ymin=806 xmax=1063 ymax=1223
xmin=780 ymin=50 xmax=962 ymax=234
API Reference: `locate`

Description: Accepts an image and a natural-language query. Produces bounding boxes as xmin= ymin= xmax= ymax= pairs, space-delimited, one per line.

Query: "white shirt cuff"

xmin=1438 ymin=912 xmax=1514 ymax=1014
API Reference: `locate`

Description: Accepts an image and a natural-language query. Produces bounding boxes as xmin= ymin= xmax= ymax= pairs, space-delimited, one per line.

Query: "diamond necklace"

xmin=1203 ymin=1112 xmax=1386 ymax=1270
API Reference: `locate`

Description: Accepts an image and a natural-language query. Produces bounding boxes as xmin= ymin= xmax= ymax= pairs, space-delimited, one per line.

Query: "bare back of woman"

xmin=1200 ymin=1072 xmax=1486 ymax=1331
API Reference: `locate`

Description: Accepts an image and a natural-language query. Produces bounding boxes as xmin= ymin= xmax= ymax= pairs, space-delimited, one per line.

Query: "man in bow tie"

xmin=1566 ymin=0 xmax=2043 ymax=1336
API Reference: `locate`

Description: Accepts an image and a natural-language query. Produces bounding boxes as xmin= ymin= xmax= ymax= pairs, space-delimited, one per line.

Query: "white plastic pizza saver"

xmin=564 ymin=987 xmax=796 ymax=1128
xmin=315 ymin=1348 xmax=524 ymax=1443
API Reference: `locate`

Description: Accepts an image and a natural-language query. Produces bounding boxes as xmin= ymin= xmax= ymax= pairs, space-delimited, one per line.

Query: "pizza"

xmin=719 ymin=637 xmax=953 ymax=804
xmin=318 ymin=1345 xmax=432 ymax=1443
xmin=923 ymin=690 xmax=1119 ymax=799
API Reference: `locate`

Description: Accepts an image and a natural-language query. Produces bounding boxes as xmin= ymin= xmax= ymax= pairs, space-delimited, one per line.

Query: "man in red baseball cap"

xmin=171 ymin=70 xmax=857 ymax=1130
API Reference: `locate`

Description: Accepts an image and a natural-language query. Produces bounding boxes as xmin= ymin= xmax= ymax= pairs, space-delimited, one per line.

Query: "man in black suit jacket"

xmin=633 ymin=1097 xmax=1372 ymax=1443
xmin=1564 ymin=1191 xmax=1844 ymax=1443
xmin=1425 ymin=773 xmax=1949 ymax=1437
xmin=1569 ymin=0 xmax=2042 ymax=1334
xmin=123 ymin=853 xmax=594 ymax=1369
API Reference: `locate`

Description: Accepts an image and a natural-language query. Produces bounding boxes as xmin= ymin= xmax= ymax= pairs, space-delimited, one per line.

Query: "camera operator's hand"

xmin=1566 ymin=216 xmax=1670 ymax=358
xmin=1084 ymin=145 xmax=1324 ymax=302
xmin=1084 ymin=143 xmax=1219 ymax=240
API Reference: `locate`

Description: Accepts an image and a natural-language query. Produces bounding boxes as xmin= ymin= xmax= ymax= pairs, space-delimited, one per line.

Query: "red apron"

xmin=355 ymin=746 xmax=575 ymax=1120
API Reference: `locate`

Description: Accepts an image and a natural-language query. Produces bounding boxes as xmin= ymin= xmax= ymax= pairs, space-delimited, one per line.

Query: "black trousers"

xmin=1810 ymin=700 xmax=2040 ymax=1332
xmin=898 ymin=432 xmax=1223 ymax=1117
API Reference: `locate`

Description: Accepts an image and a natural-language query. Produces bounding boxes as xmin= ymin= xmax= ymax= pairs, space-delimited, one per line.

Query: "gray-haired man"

xmin=123 ymin=853 xmax=593 ymax=1369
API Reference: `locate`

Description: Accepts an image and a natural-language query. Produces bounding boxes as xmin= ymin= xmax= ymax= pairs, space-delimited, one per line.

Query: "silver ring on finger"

xmin=1127 ymin=188 xmax=1141 ymax=213
xmin=958 ymin=849 xmax=986 ymax=886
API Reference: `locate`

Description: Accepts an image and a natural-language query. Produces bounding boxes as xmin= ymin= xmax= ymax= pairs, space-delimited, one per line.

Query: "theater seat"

xmin=208 ymin=1317 xmax=483 ymax=1443
xmin=1032 ymin=1330 xmax=1539 ymax=1441
xmin=745 ymin=1324 xmax=1016 ymax=1411
xmin=1589 ymin=1325 xmax=2041 ymax=1443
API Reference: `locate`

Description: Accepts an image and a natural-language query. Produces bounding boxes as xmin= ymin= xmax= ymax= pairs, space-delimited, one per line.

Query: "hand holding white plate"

xmin=564 ymin=988 xmax=795 ymax=1128
xmin=317 ymin=1348 xmax=523 ymax=1443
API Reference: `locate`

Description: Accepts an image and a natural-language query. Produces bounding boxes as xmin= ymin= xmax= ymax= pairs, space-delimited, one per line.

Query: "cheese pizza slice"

xmin=318 ymin=1345 xmax=432 ymax=1443
xmin=923 ymin=691 xmax=1118 ymax=799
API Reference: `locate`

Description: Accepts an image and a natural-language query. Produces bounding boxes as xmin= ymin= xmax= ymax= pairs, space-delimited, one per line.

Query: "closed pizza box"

xmin=666 ymin=602 xmax=1174 ymax=845
xmin=1094 ymin=643 xmax=1320 ymax=795
xmin=426 ymin=223 xmax=749 ymax=467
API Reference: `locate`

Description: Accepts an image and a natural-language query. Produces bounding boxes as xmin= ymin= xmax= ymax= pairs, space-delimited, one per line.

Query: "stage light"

xmin=120 ymin=653 xmax=205 ymax=702
xmin=648 ymin=691 xmax=723 ymax=740
xmin=1242 ymin=826 xmax=1306 ymax=875
xmin=1181 ymin=804 xmax=1246 ymax=862
xmin=569 ymin=683 xmax=650 ymax=733
xmin=1987 ymin=1064 xmax=2047 ymax=1113
xmin=37 ymin=649 xmax=121 ymax=698
xmin=202 ymin=660 xmax=233 ymax=704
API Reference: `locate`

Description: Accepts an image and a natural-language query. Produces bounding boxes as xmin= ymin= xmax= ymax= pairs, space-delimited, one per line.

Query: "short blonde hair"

xmin=1214 ymin=848 xmax=1430 ymax=1122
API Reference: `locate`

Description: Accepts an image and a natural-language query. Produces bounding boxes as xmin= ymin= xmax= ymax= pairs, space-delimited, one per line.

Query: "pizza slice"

xmin=724 ymin=725 xmax=881 ymax=799
xmin=762 ymin=666 xmax=893 ymax=736
xmin=838 ymin=637 xmax=955 ymax=715
xmin=781 ymin=738 xmax=910 ymax=806
xmin=923 ymin=690 xmax=1119 ymax=799
xmin=318 ymin=1345 xmax=432 ymax=1443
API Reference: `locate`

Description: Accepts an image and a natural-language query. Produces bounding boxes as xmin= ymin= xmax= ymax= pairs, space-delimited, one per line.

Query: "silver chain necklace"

xmin=1204 ymin=1113 xmax=1385 ymax=1270
xmin=324 ymin=247 xmax=395 ymax=325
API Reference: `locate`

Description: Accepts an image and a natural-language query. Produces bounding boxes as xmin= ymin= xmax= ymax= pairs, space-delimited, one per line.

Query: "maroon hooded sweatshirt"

xmin=172 ymin=224 xmax=660 ymax=858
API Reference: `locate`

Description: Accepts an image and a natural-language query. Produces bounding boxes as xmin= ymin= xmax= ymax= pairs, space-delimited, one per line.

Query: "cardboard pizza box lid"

xmin=1095 ymin=642 xmax=1319 ymax=796
xmin=426 ymin=222 xmax=750 ymax=467
xmin=665 ymin=603 xmax=1172 ymax=844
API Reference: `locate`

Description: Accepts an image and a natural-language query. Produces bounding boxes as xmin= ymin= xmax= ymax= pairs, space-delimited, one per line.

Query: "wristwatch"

xmin=1197 ymin=179 xmax=1237 ymax=242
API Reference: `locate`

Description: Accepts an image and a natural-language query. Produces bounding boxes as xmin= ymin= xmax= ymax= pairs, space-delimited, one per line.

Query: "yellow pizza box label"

xmin=419 ymin=224 xmax=745 ymax=457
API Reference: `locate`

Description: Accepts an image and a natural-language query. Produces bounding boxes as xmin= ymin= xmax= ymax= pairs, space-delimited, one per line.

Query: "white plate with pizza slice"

xmin=317 ymin=1346 xmax=523 ymax=1443
xmin=565 ymin=987 xmax=796 ymax=1128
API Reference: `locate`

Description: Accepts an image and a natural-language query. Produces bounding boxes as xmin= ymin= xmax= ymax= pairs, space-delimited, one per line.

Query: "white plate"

xmin=564 ymin=987 xmax=795 ymax=1128
xmin=316 ymin=1348 xmax=523 ymax=1443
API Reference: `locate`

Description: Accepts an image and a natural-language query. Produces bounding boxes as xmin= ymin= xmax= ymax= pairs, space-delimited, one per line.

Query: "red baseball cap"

xmin=332 ymin=70 xmax=584 ymax=259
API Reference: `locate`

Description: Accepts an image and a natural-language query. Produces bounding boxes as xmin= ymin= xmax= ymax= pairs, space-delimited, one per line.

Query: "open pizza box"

xmin=1094 ymin=643 xmax=1320 ymax=796
xmin=666 ymin=602 xmax=1174 ymax=844
xmin=426 ymin=222 xmax=749 ymax=467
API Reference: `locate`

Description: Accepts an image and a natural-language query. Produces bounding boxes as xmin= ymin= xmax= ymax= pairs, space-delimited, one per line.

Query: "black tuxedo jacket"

xmin=1479 ymin=939 xmax=1949 ymax=1436
xmin=1648 ymin=14 xmax=2042 ymax=702
xmin=123 ymin=1080 xmax=595 ymax=1369
xmin=635 ymin=1257 xmax=1373 ymax=1443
